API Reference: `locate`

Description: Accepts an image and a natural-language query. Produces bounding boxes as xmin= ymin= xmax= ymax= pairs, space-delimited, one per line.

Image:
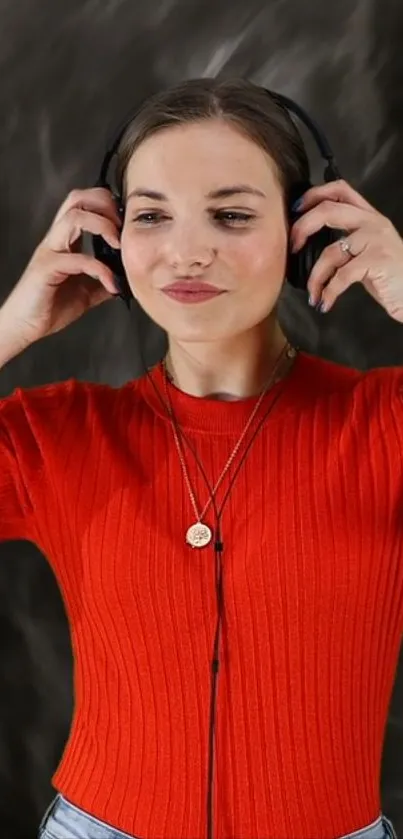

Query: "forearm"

xmin=0 ymin=306 xmax=29 ymax=369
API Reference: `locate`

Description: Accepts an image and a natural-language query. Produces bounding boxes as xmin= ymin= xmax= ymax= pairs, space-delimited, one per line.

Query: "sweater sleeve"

xmin=389 ymin=364 xmax=403 ymax=454
xmin=360 ymin=363 xmax=403 ymax=472
xmin=0 ymin=380 xmax=84 ymax=545
xmin=0 ymin=427 xmax=32 ymax=543
xmin=0 ymin=390 xmax=43 ymax=543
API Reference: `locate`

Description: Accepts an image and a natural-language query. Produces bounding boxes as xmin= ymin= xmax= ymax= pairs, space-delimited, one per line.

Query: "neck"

xmin=164 ymin=318 xmax=290 ymax=401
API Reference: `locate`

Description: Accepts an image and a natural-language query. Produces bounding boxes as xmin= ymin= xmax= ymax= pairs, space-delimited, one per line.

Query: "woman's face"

xmin=121 ymin=118 xmax=288 ymax=342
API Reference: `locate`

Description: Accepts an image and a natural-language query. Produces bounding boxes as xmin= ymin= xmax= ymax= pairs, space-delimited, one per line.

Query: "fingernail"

xmin=319 ymin=299 xmax=328 ymax=313
xmin=308 ymin=293 xmax=315 ymax=306
xmin=292 ymin=197 xmax=304 ymax=212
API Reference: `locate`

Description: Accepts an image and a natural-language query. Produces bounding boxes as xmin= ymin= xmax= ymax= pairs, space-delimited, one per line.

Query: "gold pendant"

xmin=186 ymin=522 xmax=212 ymax=548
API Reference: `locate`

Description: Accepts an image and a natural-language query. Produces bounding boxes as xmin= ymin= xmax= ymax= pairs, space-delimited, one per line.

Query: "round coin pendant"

xmin=186 ymin=522 xmax=212 ymax=548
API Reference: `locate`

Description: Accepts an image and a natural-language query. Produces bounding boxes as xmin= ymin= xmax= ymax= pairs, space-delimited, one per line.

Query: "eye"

xmin=131 ymin=211 xmax=166 ymax=224
xmin=214 ymin=210 xmax=255 ymax=226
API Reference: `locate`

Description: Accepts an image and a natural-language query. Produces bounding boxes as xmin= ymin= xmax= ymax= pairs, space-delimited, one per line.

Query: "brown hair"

xmin=114 ymin=77 xmax=310 ymax=204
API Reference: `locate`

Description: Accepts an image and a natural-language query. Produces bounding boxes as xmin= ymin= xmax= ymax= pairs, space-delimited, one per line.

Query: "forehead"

xmin=125 ymin=119 xmax=279 ymax=189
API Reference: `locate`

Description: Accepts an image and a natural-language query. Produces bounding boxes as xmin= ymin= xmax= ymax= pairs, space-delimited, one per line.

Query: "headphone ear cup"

xmin=91 ymin=233 xmax=134 ymax=309
xmin=286 ymin=226 xmax=341 ymax=291
xmin=286 ymin=179 xmax=344 ymax=292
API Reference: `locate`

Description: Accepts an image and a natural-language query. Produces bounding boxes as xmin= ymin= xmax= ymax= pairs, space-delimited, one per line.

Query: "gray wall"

xmin=0 ymin=1 xmax=403 ymax=835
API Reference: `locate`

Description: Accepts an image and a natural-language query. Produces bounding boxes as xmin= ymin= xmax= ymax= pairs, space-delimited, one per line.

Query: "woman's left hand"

xmin=290 ymin=179 xmax=403 ymax=321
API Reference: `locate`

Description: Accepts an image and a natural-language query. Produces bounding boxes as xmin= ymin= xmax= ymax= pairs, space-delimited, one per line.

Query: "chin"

xmin=143 ymin=302 xmax=276 ymax=343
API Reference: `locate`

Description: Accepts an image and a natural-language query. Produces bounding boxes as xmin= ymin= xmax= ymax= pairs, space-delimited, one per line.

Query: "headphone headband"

xmin=96 ymin=86 xmax=341 ymax=193
xmin=267 ymin=91 xmax=341 ymax=181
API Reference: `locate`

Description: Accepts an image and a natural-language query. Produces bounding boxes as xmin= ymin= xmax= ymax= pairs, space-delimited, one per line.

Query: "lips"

xmin=164 ymin=280 xmax=222 ymax=293
xmin=161 ymin=279 xmax=226 ymax=304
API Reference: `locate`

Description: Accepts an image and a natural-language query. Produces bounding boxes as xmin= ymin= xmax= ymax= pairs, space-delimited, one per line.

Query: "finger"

xmin=306 ymin=232 xmax=368 ymax=305
xmin=36 ymin=250 xmax=118 ymax=295
xmin=43 ymin=208 xmax=121 ymax=253
xmin=317 ymin=253 xmax=373 ymax=313
xmin=69 ymin=277 xmax=115 ymax=309
xmin=52 ymin=187 xmax=122 ymax=229
xmin=90 ymin=285 xmax=115 ymax=305
xmin=297 ymin=179 xmax=376 ymax=214
xmin=291 ymin=200 xmax=376 ymax=251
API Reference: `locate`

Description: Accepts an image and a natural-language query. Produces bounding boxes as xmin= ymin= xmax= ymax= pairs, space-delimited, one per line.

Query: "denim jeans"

xmin=38 ymin=793 xmax=398 ymax=839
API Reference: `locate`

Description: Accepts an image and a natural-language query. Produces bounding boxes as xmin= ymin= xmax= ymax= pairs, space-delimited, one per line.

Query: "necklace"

xmin=163 ymin=341 xmax=297 ymax=548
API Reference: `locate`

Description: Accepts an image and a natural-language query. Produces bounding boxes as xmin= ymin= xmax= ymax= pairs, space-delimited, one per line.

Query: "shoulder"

xmin=299 ymin=349 xmax=403 ymax=396
xmin=296 ymin=351 xmax=403 ymax=432
xmin=0 ymin=376 xmax=144 ymax=438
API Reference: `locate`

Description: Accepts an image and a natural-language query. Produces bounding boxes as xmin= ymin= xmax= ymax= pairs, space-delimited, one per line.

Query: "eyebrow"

xmin=125 ymin=185 xmax=267 ymax=202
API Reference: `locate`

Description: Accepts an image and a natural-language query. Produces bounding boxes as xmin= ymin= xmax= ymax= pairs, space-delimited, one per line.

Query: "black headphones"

xmin=92 ymin=87 xmax=343 ymax=309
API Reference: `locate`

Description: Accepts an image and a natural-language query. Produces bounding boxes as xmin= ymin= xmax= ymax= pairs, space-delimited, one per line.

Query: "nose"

xmin=165 ymin=223 xmax=216 ymax=272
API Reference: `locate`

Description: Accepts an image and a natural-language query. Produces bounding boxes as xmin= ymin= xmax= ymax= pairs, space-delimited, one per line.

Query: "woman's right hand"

xmin=0 ymin=187 xmax=122 ymax=352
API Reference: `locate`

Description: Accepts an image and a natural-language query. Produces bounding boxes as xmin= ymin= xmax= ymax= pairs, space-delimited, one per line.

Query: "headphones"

xmin=92 ymin=87 xmax=343 ymax=309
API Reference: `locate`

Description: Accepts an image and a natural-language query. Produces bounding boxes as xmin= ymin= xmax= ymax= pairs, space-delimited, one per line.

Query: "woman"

xmin=1 ymin=77 xmax=403 ymax=839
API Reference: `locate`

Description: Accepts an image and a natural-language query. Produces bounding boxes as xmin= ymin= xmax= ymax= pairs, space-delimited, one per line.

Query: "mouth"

xmin=161 ymin=281 xmax=226 ymax=304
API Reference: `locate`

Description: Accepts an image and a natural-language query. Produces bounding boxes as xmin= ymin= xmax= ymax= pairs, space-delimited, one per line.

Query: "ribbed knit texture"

xmin=1 ymin=350 xmax=403 ymax=839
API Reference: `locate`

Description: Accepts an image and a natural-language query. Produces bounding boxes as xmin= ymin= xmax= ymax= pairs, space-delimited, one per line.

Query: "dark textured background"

xmin=1 ymin=1 xmax=403 ymax=836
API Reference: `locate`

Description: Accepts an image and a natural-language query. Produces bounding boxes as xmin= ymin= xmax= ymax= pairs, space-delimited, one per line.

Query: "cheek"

xmin=120 ymin=230 xmax=156 ymax=280
xmin=230 ymin=228 xmax=288 ymax=277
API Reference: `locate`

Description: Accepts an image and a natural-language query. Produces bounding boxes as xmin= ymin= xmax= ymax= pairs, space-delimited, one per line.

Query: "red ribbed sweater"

xmin=1 ymin=350 xmax=403 ymax=839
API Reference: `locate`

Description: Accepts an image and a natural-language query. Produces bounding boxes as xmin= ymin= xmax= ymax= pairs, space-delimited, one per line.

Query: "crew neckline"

xmin=137 ymin=349 xmax=310 ymax=434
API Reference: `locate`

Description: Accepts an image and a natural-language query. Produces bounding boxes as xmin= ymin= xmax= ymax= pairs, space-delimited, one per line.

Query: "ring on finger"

xmin=339 ymin=237 xmax=354 ymax=258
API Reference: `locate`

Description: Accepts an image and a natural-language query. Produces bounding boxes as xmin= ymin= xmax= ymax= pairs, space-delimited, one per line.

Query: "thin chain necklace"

xmin=163 ymin=341 xmax=297 ymax=548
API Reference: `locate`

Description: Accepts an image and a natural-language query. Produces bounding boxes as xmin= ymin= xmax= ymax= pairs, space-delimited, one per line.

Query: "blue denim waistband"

xmin=39 ymin=793 xmax=398 ymax=839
